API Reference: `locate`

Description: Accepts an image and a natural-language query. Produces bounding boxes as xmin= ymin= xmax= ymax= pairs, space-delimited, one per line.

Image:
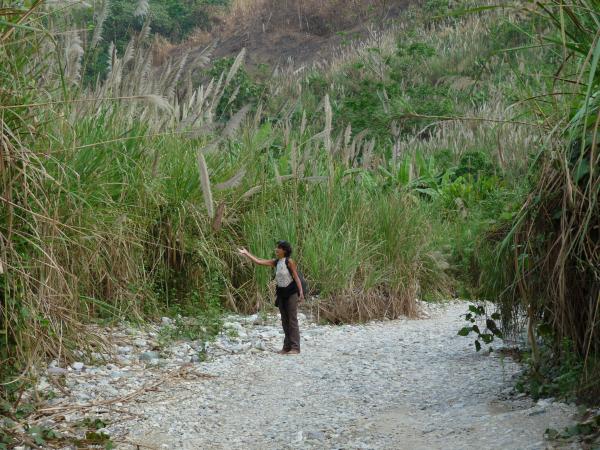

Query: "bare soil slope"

xmin=178 ymin=0 xmax=417 ymax=67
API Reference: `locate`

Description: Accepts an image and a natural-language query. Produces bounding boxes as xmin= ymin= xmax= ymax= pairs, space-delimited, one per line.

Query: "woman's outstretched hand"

xmin=237 ymin=248 xmax=249 ymax=257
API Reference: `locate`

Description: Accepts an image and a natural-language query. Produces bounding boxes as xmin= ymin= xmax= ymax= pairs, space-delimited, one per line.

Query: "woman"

xmin=238 ymin=240 xmax=304 ymax=355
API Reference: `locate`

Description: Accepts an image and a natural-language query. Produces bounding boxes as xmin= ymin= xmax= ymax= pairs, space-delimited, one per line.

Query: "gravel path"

xmin=97 ymin=302 xmax=577 ymax=449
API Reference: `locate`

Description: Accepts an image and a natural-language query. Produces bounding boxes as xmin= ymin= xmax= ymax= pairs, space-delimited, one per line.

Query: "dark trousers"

xmin=278 ymin=292 xmax=300 ymax=351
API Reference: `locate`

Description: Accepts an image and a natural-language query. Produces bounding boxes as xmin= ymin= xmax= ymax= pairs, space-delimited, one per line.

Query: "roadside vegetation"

xmin=1 ymin=0 xmax=598 ymax=445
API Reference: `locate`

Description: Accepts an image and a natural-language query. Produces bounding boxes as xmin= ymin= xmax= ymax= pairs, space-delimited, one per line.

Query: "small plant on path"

xmin=458 ymin=304 xmax=503 ymax=352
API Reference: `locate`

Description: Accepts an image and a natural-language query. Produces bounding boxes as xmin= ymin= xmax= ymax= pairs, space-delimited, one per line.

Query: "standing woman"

xmin=238 ymin=240 xmax=304 ymax=355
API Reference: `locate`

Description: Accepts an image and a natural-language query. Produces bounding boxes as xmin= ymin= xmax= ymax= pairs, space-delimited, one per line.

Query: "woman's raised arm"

xmin=238 ymin=248 xmax=275 ymax=267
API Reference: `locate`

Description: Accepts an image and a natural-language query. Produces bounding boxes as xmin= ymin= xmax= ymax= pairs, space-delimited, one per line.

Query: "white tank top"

xmin=275 ymin=258 xmax=293 ymax=287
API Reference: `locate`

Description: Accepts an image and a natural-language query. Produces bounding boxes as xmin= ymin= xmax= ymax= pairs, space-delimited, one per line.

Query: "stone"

xmin=36 ymin=377 xmax=50 ymax=391
xmin=47 ymin=367 xmax=68 ymax=375
xmin=117 ymin=346 xmax=132 ymax=354
xmin=71 ymin=362 xmax=85 ymax=371
xmin=305 ymin=430 xmax=326 ymax=441
xmin=30 ymin=303 xmax=579 ymax=450
xmin=139 ymin=351 xmax=159 ymax=361
xmin=134 ymin=338 xmax=147 ymax=347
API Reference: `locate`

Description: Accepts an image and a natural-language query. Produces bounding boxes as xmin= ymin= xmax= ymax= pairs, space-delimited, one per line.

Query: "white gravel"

xmin=41 ymin=301 xmax=578 ymax=449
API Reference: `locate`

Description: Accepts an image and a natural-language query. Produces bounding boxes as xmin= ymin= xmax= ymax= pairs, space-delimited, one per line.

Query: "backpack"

xmin=273 ymin=257 xmax=309 ymax=298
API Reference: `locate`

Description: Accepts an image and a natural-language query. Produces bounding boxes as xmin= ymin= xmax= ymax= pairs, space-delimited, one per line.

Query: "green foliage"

xmin=397 ymin=42 xmax=436 ymax=59
xmin=158 ymin=291 xmax=224 ymax=346
xmin=474 ymin=1 xmax=600 ymax=404
xmin=515 ymin=337 xmax=592 ymax=403
xmin=423 ymin=0 xmax=450 ymax=16
xmin=6 ymin=0 xmax=596 ymax=416
xmin=457 ymin=304 xmax=502 ymax=352
xmin=240 ymin=175 xmax=450 ymax=312
xmin=326 ymin=40 xmax=453 ymax=139
xmin=83 ymin=0 xmax=229 ymax=80
xmin=0 ymin=411 xmax=114 ymax=448
xmin=545 ymin=411 xmax=600 ymax=446
xmin=454 ymin=151 xmax=495 ymax=180
xmin=206 ymin=57 xmax=265 ymax=119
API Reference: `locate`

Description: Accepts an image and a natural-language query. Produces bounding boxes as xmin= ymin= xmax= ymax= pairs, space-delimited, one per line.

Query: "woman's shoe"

xmin=277 ymin=349 xmax=290 ymax=354
xmin=286 ymin=349 xmax=300 ymax=355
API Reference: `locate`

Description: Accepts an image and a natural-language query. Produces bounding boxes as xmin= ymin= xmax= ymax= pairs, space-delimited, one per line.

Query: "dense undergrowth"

xmin=1 ymin=0 xmax=598 ymax=420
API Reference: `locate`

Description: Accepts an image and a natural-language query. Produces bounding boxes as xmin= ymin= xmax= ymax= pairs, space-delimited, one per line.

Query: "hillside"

xmin=199 ymin=0 xmax=418 ymax=66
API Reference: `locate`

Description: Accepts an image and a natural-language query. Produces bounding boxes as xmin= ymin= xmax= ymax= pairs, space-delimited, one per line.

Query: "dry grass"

xmin=316 ymin=286 xmax=420 ymax=324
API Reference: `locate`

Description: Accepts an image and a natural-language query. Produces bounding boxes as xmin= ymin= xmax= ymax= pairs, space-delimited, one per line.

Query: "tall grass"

xmin=5 ymin=0 xmax=588 ymax=407
xmin=0 ymin=1 xmax=454 ymax=393
xmin=475 ymin=0 xmax=600 ymax=400
xmin=241 ymin=181 xmax=450 ymax=321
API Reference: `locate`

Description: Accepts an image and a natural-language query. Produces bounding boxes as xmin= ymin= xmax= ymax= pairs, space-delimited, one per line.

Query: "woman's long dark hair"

xmin=277 ymin=240 xmax=292 ymax=257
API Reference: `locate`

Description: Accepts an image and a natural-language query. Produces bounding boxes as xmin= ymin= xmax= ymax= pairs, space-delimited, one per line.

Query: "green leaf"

xmin=574 ymin=159 xmax=590 ymax=183
xmin=20 ymin=306 xmax=30 ymax=319
xmin=485 ymin=319 xmax=498 ymax=331
xmin=457 ymin=327 xmax=471 ymax=336
xmin=537 ymin=323 xmax=552 ymax=337
xmin=545 ymin=428 xmax=559 ymax=439
xmin=490 ymin=312 xmax=501 ymax=320
xmin=474 ymin=340 xmax=481 ymax=352
xmin=491 ymin=328 xmax=503 ymax=338
xmin=481 ymin=334 xmax=494 ymax=344
xmin=0 ymin=18 xmax=41 ymax=32
xmin=27 ymin=426 xmax=45 ymax=445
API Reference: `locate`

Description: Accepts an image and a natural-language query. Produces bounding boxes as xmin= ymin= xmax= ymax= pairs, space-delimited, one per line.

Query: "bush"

xmin=206 ymin=56 xmax=264 ymax=119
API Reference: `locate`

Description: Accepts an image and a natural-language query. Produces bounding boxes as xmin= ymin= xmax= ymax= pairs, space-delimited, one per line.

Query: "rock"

xmin=537 ymin=398 xmax=554 ymax=407
xmin=103 ymin=386 xmax=119 ymax=397
xmin=528 ymin=408 xmax=546 ymax=416
xmin=116 ymin=355 xmax=131 ymax=365
xmin=229 ymin=344 xmax=245 ymax=354
xmin=306 ymin=430 xmax=326 ymax=441
xmin=71 ymin=362 xmax=85 ymax=371
xmin=117 ymin=346 xmax=132 ymax=354
xmin=134 ymin=338 xmax=147 ymax=348
xmin=139 ymin=351 xmax=160 ymax=361
xmin=30 ymin=303 xmax=580 ymax=450
xmin=77 ymin=392 xmax=92 ymax=401
xmin=47 ymin=367 xmax=68 ymax=375
xmin=36 ymin=377 xmax=50 ymax=391
xmin=161 ymin=317 xmax=172 ymax=326
xmin=223 ymin=322 xmax=245 ymax=334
